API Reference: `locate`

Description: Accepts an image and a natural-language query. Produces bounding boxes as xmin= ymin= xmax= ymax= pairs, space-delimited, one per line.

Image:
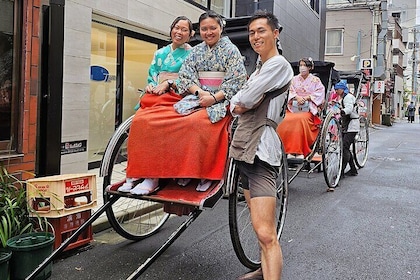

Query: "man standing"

xmin=229 ymin=10 xmax=293 ymax=280
xmin=334 ymin=81 xmax=360 ymax=185
xmin=407 ymin=101 xmax=415 ymax=123
xmin=418 ymin=106 xmax=420 ymax=123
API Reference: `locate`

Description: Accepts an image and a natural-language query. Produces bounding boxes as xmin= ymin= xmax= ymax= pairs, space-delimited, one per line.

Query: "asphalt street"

xmin=49 ymin=120 xmax=420 ymax=280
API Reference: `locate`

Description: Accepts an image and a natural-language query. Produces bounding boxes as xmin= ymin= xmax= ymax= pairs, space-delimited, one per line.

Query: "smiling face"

xmin=170 ymin=19 xmax=192 ymax=48
xmin=248 ymin=18 xmax=279 ymax=62
xmin=199 ymin=17 xmax=222 ymax=48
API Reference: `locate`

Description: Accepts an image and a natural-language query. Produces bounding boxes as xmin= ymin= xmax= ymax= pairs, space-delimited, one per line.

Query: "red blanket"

xmin=277 ymin=111 xmax=320 ymax=156
xmin=126 ymin=92 xmax=231 ymax=180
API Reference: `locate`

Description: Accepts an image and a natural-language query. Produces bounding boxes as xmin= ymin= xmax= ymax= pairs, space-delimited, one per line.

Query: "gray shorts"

xmin=237 ymin=157 xmax=279 ymax=198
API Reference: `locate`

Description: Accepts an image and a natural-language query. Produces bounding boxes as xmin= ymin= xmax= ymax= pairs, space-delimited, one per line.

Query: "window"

xmin=325 ymin=29 xmax=344 ymax=55
xmin=235 ymin=0 xmax=273 ymax=17
xmin=89 ymin=22 xmax=161 ymax=166
xmin=0 ymin=0 xmax=20 ymax=153
xmin=186 ymin=0 xmax=232 ymax=17
xmin=327 ymin=0 xmax=352 ymax=4
xmin=306 ymin=0 xmax=320 ymax=13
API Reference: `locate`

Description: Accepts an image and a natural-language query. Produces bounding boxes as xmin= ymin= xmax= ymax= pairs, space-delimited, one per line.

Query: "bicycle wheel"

xmin=228 ymin=150 xmax=288 ymax=269
xmin=321 ymin=112 xmax=343 ymax=188
xmin=353 ymin=116 xmax=369 ymax=168
xmin=101 ymin=116 xmax=170 ymax=240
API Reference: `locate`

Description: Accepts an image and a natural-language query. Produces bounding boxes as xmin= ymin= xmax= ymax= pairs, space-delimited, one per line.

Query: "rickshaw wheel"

xmin=353 ymin=116 xmax=369 ymax=168
xmin=102 ymin=116 xmax=170 ymax=240
xmin=321 ymin=111 xmax=343 ymax=188
xmin=228 ymin=149 xmax=288 ymax=270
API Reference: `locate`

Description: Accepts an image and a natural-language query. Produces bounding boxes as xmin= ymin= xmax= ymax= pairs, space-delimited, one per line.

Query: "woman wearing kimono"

xmin=277 ymin=57 xmax=325 ymax=158
xmin=122 ymin=11 xmax=247 ymax=195
xmin=118 ymin=16 xmax=194 ymax=193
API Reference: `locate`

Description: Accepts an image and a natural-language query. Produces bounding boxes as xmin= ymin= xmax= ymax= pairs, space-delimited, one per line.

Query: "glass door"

xmin=121 ymin=35 xmax=157 ymax=122
xmin=88 ymin=22 xmax=163 ymax=166
xmin=89 ymin=22 xmax=118 ymax=164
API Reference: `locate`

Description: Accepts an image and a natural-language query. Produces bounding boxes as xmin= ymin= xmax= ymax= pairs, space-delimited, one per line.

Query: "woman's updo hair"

xmin=198 ymin=10 xmax=225 ymax=29
xmin=170 ymin=16 xmax=194 ymax=36
xmin=299 ymin=57 xmax=314 ymax=70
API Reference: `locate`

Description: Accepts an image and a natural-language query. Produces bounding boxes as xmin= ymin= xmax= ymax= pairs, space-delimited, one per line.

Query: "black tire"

xmin=228 ymin=150 xmax=288 ymax=269
xmin=101 ymin=117 xmax=170 ymax=240
xmin=321 ymin=112 xmax=343 ymax=188
xmin=353 ymin=116 xmax=369 ymax=168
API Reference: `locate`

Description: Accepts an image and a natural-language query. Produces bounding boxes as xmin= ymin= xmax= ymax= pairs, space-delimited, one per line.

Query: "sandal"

xmin=196 ymin=179 xmax=212 ymax=192
xmin=118 ymin=178 xmax=140 ymax=192
xmin=177 ymin=178 xmax=191 ymax=187
xmin=130 ymin=178 xmax=159 ymax=195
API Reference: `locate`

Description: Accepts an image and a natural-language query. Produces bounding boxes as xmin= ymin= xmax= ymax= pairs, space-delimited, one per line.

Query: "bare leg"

xmin=248 ymin=194 xmax=282 ymax=280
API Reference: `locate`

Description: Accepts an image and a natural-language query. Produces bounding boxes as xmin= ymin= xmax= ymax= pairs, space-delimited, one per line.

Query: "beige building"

xmin=325 ymin=0 xmax=396 ymax=125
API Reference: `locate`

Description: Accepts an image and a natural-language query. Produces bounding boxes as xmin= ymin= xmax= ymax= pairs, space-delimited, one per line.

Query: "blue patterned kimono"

xmin=178 ymin=36 xmax=247 ymax=122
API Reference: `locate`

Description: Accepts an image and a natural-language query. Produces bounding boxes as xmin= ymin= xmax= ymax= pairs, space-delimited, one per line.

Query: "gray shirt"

xmin=230 ymin=55 xmax=293 ymax=166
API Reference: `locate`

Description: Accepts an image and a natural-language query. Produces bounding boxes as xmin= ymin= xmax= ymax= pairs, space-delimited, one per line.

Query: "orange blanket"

xmin=126 ymin=92 xmax=231 ymax=180
xmin=277 ymin=111 xmax=320 ymax=156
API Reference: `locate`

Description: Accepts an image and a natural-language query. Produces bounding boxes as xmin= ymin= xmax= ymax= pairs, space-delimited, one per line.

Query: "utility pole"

xmin=412 ymin=26 xmax=417 ymax=102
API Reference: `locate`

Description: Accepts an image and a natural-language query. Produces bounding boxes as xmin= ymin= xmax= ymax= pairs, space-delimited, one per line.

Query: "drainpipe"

xmin=368 ymin=3 xmax=380 ymax=125
xmin=412 ymin=26 xmax=418 ymax=101
xmin=356 ymin=30 xmax=361 ymax=70
xmin=375 ymin=0 xmax=387 ymax=80
xmin=254 ymin=0 xmax=258 ymax=12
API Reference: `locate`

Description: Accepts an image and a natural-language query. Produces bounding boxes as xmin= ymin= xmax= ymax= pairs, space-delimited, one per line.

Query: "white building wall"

xmin=60 ymin=0 xmax=202 ymax=173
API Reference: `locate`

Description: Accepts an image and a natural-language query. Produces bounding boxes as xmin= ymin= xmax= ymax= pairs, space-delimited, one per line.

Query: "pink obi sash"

xmin=198 ymin=71 xmax=225 ymax=91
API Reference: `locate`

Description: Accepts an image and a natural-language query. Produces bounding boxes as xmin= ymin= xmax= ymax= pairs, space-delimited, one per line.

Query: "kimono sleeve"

xmin=146 ymin=49 xmax=163 ymax=86
xmin=219 ymin=45 xmax=247 ymax=100
xmin=177 ymin=47 xmax=201 ymax=94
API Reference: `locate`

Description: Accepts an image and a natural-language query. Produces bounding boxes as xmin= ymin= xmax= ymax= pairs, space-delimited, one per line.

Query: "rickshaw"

xmin=283 ymin=61 xmax=344 ymax=188
xmin=27 ymin=61 xmax=347 ymax=280
xmin=28 ymin=99 xmax=287 ymax=279
xmin=338 ymin=70 xmax=370 ymax=168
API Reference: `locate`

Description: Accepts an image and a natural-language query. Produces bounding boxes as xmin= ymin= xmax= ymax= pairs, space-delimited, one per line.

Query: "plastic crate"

xmin=47 ymin=210 xmax=93 ymax=251
xmin=27 ymin=174 xmax=97 ymax=218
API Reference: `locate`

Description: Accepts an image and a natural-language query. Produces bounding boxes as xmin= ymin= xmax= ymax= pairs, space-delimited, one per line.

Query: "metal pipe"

xmin=357 ymin=30 xmax=362 ymax=70
xmin=412 ymin=27 xmax=417 ymax=99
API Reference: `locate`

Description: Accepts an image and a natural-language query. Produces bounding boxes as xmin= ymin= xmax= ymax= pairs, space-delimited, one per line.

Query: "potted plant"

xmin=0 ymin=167 xmax=55 ymax=280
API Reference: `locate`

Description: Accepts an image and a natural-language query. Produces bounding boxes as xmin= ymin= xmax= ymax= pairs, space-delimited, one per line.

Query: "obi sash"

xmin=199 ymin=71 xmax=225 ymax=91
xmin=158 ymin=72 xmax=179 ymax=83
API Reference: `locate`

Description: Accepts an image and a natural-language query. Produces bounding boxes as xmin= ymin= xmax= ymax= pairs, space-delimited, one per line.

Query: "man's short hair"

xmin=248 ymin=10 xmax=282 ymax=33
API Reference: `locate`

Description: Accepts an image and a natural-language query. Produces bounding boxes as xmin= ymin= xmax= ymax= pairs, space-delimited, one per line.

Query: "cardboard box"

xmin=27 ymin=174 xmax=97 ymax=218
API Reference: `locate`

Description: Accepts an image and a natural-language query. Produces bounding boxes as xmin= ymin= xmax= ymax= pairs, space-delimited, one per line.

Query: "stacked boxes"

xmin=27 ymin=174 xmax=97 ymax=251
xmin=47 ymin=210 xmax=93 ymax=251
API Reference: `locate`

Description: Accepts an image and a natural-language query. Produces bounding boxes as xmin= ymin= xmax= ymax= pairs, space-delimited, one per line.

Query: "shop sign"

xmin=61 ymin=140 xmax=87 ymax=155
xmin=374 ymin=81 xmax=385 ymax=94
xmin=361 ymin=59 xmax=373 ymax=69
xmin=361 ymin=83 xmax=370 ymax=97
xmin=90 ymin=65 xmax=116 ymax=82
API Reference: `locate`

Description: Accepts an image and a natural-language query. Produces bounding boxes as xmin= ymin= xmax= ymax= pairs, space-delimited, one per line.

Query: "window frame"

xmin=305 ymin=0 xmax=320 ymax=14
xmin=184 ymin=0 xmax=233 ymax=17
xmin=0 ymin=0 xmax=22 ymax=155
xmin=325 ymin=29 xmax=344 ymax=55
